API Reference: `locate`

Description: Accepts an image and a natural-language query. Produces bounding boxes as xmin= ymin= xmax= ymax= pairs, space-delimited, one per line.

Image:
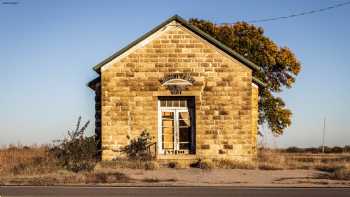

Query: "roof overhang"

xmin=87 ymin=77 xmax=100 ymax=90
xmin=89 ymin=15 xmax=266 ymax=88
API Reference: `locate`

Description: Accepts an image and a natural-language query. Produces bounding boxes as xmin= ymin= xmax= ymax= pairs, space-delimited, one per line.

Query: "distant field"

xmin=0 ymin=145 xmax=349 ymax=186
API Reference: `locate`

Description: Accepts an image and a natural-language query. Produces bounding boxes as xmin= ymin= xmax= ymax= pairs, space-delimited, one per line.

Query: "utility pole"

xmin=322 ymin=117 xmax=326 ymax=153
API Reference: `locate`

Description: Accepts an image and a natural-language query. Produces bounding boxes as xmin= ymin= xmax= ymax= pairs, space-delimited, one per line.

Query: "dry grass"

xmin=213 ymin=159 xmax=256 ymax=169
xmin=0 ymin=145 xmax=58 ymax=176
xmin=98 ymin=159 xmax=159 ymax=170
xmin=166 ymin=161 xmax=190 ymax=169
xmin=1 ymin=145 xmax=350 ymax=185
xmin=257 ymin=148 xmax=350 ymax=181
xmin=142 ymin=177 xmax=160 ymax=183
xmin=190 ymin=159 xmax=215 ymax=170
xmin=142 ymin=177 xmax=177 ymax=183
xmin=0 ymin=145 xmax=131 ymax=185
xmin=85 ymin=172 xmax=130 ymax=183
xmin=332 ymin=165 xmax=350 ymax=180
xmin=0 ymin=171 xmax=131 ymax=185
xmin=257 ymin=149 xmax=286 ymax=170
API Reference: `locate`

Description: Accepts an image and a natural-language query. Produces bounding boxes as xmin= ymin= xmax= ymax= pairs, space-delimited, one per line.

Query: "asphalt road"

xmin=0 ymin=186 xmax=349 ymax=197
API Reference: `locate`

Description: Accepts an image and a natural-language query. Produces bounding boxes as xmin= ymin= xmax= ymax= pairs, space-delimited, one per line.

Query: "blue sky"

xmin=1 ymin=0 xmax=349 ymax=147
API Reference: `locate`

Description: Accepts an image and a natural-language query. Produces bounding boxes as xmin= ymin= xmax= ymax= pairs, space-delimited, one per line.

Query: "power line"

xmin=220 ymin=1 xmax=350 ymax=24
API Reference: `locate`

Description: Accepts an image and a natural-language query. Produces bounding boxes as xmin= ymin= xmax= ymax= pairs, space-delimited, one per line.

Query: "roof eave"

xmin=87 ymin=77 xmax=101 ymax=90
xmin=92 ymin=15 xmax=181 ymax=74
xmin=92 ymin=15 xmax=262 ymax=74
xmin=252 ymin=77 xmax=267 ymax=88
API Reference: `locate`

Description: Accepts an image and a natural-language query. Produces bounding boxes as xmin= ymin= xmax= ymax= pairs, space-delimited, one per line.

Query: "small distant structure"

xmin=322 ymin=117 xmax=326 ymax=153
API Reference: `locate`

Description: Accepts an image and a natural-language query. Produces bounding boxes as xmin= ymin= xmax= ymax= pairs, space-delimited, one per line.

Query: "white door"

xmin=158 ymin=98 xmax=194 ymax=155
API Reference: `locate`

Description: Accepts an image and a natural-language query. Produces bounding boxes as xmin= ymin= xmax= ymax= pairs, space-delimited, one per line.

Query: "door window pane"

xmin=162 ymin=112 xmax=173 ymax=119
xmin=163 ymin=127 xmax=174 ymax=149
xmin=173 ymin=100 xmax=180 ymax=107
xmin=159 ymin=98 xmax=189 ymax=108
xmin=180 ymin=100 xmax=187 ymax=107
xmin=160 ymin=100 xmax=166 ymax=107
xmin=179 ymin=127 xmax=190 ymax=150
xmin=178 ymin=112 xmax=191 ymax=150
xmin=179 ymin=112 xmax=191 ymax=127
xmin=162 ymin=112 xmax=174 ymax=150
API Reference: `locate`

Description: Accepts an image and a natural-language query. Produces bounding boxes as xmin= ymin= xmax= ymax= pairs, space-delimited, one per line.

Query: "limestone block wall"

xmin=251 ymin=85 xmax=259 ymax=159
xmin=100 ymin=22 xmax=257 ymax=161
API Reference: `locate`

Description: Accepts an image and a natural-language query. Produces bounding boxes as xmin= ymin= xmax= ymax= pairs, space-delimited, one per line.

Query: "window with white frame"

xmin=158 ymin=97 xmax=195 ymax=155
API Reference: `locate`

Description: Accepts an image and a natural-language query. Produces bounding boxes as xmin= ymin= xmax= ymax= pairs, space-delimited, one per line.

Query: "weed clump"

xmin=50 ymin=116 xmax=98 ymax=172
xmin=121 ymin=130 xmax=154 ymax=161
xmin=191 ymin=159 xmax=214 ymax=170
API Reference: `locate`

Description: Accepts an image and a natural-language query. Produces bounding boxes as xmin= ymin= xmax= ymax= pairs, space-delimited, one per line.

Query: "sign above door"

xmin=160 ymin=73 xmax=195 ymax=95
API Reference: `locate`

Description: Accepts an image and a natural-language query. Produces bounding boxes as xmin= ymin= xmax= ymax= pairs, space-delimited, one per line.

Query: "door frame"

xmin=157 ymin=97 xmax=195 ymax=155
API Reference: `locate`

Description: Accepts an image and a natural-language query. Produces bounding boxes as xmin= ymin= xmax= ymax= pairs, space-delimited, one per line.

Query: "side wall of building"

xmin=100 ymin=22 xmax=256 ymax=161
xmin=94 ymin=83 xmax=102 ymax=157
xmin=251 ymin=84 xmax=259 ymax=159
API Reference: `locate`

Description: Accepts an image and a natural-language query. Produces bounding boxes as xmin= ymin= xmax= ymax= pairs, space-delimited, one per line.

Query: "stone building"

xmin=88 ymin=15 xmax=265 ymax=162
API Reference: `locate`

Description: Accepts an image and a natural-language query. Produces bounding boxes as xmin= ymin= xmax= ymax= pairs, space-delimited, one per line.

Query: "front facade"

xmin=88 ymin=15 xmax=264 ymax=162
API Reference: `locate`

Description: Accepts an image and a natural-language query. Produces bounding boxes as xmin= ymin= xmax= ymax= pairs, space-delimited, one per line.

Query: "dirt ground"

xmin=1 ymin=146 xmax=350 ymax=187
xmin=1 ymin=167 xmax=350 ymax=187
xmin=2 ymin=168 xmax=350 ymax=187
xmin=113 ymin=168 xmax=350 ymax=187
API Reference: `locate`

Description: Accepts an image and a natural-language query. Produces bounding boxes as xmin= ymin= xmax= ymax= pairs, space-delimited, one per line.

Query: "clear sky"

xmin=1 ymin=0 xmax=349 ymax=148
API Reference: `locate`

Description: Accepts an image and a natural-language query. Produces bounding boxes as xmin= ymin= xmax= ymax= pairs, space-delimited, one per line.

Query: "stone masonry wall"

xmin=100 ymin=22 xmax=257 ymax=161
xmin=251 ymin=85 xmax=259 ymax=159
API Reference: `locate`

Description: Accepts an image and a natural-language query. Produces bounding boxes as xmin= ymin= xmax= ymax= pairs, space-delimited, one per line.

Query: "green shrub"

xmin=50 ymin=117 xmax=98 ymax=172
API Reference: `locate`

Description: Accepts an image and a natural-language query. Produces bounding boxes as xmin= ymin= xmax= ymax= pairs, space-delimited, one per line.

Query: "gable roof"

xmin=89 ymin=15 xmax=266 ymax=87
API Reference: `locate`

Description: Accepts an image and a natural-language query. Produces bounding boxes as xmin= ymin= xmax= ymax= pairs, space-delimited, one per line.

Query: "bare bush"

xmin=50 ymin=116 xmax=98 ymax=172
xmin=191 ymin=159 xmax=214 ymax=170
xmin=121 ymin=130 xmax=154 ymax=160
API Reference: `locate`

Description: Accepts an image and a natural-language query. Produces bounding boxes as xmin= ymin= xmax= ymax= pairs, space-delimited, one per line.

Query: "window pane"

xmin=179 ymin=112 xmax=190 ymax=127
xmin=163 ymin=127 xmax=174 ymax=149
xmin=179 ymin=112 xmax=189 ymax=120
xmin=179 ymin=127 xmax=190 ymax=150
xmin=162 ymin=112 xmax=173 ymax=119
xmin=160 ymin=100 xmax=166 ymax=107
xmin=180 ymin=100 xmax=186 ymax=107
xmin=162 ymin=111 xmax=174 ymax=150
xmin=173 ymin=100 xmax=180 ymax=107
xmin=162 ymin=119 xmax=173 ymax=128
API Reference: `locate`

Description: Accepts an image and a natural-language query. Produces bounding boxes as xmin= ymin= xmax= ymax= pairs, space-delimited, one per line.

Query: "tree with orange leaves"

xmin=190 ymin=19 xmax=301 ymax=135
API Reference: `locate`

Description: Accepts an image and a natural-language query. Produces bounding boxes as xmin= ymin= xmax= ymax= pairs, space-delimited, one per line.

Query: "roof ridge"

xmin=90 ymin=15 xmax=265 ymax=87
